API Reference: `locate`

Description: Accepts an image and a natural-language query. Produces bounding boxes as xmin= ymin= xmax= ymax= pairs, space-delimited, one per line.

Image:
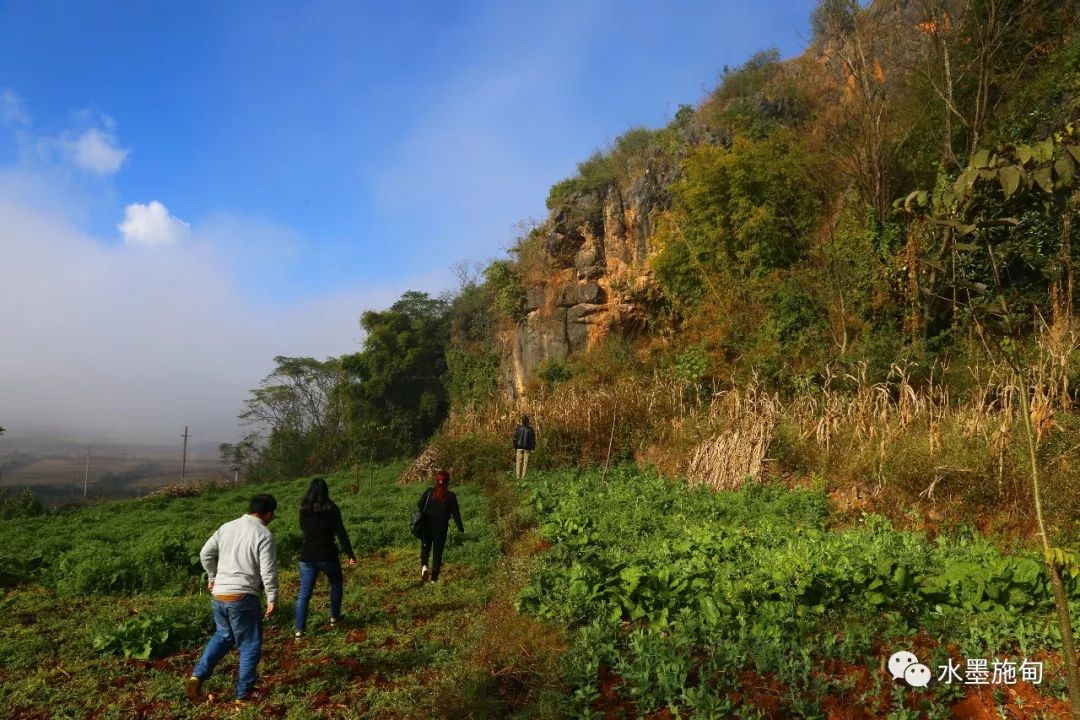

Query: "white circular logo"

xmin=904 ymin=663 xmax=932 ymax=688
xmin=888 ymin=650 xmax=919 ymax=681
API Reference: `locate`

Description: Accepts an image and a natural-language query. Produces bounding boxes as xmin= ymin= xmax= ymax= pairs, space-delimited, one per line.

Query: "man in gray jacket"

xmin=185 ymin=494 xmax=279 ymax=705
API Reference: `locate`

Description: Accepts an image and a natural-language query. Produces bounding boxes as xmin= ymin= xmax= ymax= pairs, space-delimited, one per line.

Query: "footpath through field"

xmin=2 ymin=463 xmax=1078 ymax=719
xmin=0 ymin=463 xmax=551 ymax=720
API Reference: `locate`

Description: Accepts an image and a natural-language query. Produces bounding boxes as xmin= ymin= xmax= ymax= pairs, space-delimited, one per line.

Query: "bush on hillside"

xmin=93 ymin=607 xmax=208 ymax=660
xmin=0 ymin=487 xmax=44 ymax=520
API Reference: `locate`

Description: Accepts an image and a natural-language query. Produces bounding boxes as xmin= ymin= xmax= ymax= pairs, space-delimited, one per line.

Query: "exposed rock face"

xmin=504 ymin=170 xmax=670 ymax=398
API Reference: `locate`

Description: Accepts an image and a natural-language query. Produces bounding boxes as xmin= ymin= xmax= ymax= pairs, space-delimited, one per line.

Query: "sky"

xmin=0 ymin=0 xmax=815 ymax=446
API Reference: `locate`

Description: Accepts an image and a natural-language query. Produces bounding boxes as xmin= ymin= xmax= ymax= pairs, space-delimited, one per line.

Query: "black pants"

xmin=420 ymin=523 xmax=449 ymax=581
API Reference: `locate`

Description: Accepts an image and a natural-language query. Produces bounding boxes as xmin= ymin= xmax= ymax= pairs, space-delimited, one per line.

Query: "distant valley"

xmin=0 ymin=436 xmax=228 ymax=505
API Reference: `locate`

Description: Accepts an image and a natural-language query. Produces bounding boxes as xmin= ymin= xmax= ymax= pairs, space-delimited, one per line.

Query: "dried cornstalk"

xmin=686 ymin=402 xmax=776 ymax=491
xmin=399 ymin=442 xmax=442 ymax=485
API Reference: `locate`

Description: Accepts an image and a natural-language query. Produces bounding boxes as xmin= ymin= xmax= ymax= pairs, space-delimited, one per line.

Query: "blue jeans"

xmin=294 ymin=560 xmax=343 ymax=632
xmin=192 ymin=594 xmax=262 ymax=699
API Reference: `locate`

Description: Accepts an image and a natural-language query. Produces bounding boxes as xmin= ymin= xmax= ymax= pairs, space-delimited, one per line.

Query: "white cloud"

xmin=118 ymin=200 xmax=190 ymax=246
xmin=0 ymin=90 xmax=30 ymax=126
xmin=59 ymin=127 xmax=129 ymax=175
xmin=0 ymin=197 xmax=407 ymax=445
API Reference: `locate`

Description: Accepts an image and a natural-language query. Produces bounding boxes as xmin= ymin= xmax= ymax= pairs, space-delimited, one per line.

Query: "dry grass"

xmin=398 ymin=442 xmax=441 ymax=485
xmin=421 ymin=322 xmax=1080 ymax=538
xmin=685 ymin=389 xmax=777 ymax=491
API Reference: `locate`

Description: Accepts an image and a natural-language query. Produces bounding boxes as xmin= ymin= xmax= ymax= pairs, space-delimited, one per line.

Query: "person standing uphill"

xmin=514 ymin=415 xmax=536 ymax=480
xmin=418 ymin=470 xmax=464 ymax=583
xmin=186 ymin=494 xmax=278 ymax=706
xmin=294 ymin=478 xmax=357 ymax=638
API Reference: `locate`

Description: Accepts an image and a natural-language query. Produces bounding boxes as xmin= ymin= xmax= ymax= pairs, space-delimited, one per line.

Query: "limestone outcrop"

xmin=504 ymin=169 xmax=671 ymax=398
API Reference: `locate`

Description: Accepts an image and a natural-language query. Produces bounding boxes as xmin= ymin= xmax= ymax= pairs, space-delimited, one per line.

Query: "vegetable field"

xmin=517 ymin=469 xmax=1080 ymax=719
xmin=0 ymin=465 xmax=511 ymax=719
xmin=1 ymin=463 xmax=1078 ymax=718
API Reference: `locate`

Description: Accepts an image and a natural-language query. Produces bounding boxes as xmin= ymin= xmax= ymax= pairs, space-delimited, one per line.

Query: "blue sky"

xmin=0 ymin=0 xmax=815 ymax=442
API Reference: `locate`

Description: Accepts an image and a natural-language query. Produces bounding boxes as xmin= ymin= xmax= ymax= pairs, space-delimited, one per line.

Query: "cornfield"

xmin=409 ymin=324 xmax=1080 ymax=527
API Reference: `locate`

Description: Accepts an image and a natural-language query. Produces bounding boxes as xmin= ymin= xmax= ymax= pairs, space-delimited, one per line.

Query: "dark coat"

xmin=513 ymin=424 xmax=536 ymax=450
xmin=299 ymin=504 xmax=356 ymax=563
xmin=417 ymin=489 xmax=464 ymax=533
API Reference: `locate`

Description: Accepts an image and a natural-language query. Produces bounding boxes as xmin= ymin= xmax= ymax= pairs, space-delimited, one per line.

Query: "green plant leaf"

xmin=998 ymin=165 xmax=1022 ymax=200
xmin=1034 ymin=140 xmax=1055 ymax=163
xmin=1055 ymin=153 xmax=1076 ymax=188
xmin=972 ymin=149 xmax=990 ymax=168
xmin=1034 ymin=167 xmax=1054 ymax=193
xmin=903 ymin=190 xmax=921 ymax=211
xmin=953 ymin=169 xmax=978 ymax=197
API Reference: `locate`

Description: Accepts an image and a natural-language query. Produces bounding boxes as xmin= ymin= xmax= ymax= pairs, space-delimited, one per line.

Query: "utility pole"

xmin=180 ymin=426 xmax=189 ymax=484
xmin=369 ymin=437 xmax=375 ymax=486
xmin=83 ymin=446 xmax=90 ymax=498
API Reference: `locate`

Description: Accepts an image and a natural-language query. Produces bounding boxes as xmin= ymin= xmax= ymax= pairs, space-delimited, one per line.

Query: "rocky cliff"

xmin=503 ymin=168 xmax=671 ymax=398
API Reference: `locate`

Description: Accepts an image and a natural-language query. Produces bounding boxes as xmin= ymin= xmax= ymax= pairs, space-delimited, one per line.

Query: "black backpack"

xmin=410 ymin=490 xmax=431 ymax=540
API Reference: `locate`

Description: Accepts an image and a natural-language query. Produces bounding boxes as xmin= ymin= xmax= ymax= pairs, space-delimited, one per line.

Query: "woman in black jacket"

xmin=418 ymin=470 xmax=464 ymax=583
xmin=294 ymin=478 xmax=356 ymax=638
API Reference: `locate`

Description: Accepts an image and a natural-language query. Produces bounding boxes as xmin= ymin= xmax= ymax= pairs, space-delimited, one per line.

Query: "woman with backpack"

xmin=294 ymin=478 xmax=356 ymax=638
xmin=417 ymin=470 xmax=464 ymax=583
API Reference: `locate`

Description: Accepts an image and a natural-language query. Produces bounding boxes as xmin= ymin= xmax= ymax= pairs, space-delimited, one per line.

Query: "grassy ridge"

xmin=0 ymin=466 xmax=504 ymax=719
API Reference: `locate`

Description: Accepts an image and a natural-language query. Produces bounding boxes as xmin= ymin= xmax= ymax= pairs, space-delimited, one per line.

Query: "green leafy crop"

xmin=517 ymin=468 xmax=1077 ymax=716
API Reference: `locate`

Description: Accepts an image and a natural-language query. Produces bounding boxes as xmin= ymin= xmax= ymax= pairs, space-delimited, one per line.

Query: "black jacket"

xmin=299 ymin=504 xmax=356 ymax=564
xmin=417 ymin=489 xmax=464 ymax=533
xmin=513 ymin=424 xmax=536 ymax=450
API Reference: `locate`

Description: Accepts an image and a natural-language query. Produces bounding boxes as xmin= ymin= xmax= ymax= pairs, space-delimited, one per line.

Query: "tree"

xmin=902 ymin=128 xmax=1080 ymax=717
xmin=339 ymin=291 xmax=451 ymax=459
xmin=652 ymin=129 xmax=823 ymax=306
xmin=909 ymin=0 xmax=1073 ymax=165
xmin=812 ymin=0 xmax=902 ymax=220
xmin=241 ymin=356 xmax=343 ymax=434
xmin=218 ymin=434 xmax=262 ymax=483
xmin=238 ymin=356 xmax=346 ymax=479
xmin=445 ymin=274 xmax=503 ymax=407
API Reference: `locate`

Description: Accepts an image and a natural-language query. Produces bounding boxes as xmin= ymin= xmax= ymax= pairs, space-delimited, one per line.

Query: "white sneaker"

xmin=421 ymin=565 xmax=429 ymax=582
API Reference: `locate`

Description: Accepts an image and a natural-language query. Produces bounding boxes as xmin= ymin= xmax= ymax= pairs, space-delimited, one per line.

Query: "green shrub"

xmin=54 ymin=535 xmax=203 ymax=597
xmin=537 ymin=358 xmax=574 ymax=390
xmin=0 ymin=487 xmax=44 ymax=520
xmin=482 ymin=260 xmax=525 ymax=321
xmin=546 ymin=150 xmax=616 ymax=210
xmin=545 ymin=126 xmax=675 ymax=211
xmin=445 ymin=348 xmax=500 ymax=408
xmin=93 ymin=609 xmax=207 ymax=660
xmin=673 ymin=344 xmax=709 ymax=386
xmin=432 ymin=432 xmax=508 ymax=484
xmin=0 ymin=552 xmax=44 ymax=587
